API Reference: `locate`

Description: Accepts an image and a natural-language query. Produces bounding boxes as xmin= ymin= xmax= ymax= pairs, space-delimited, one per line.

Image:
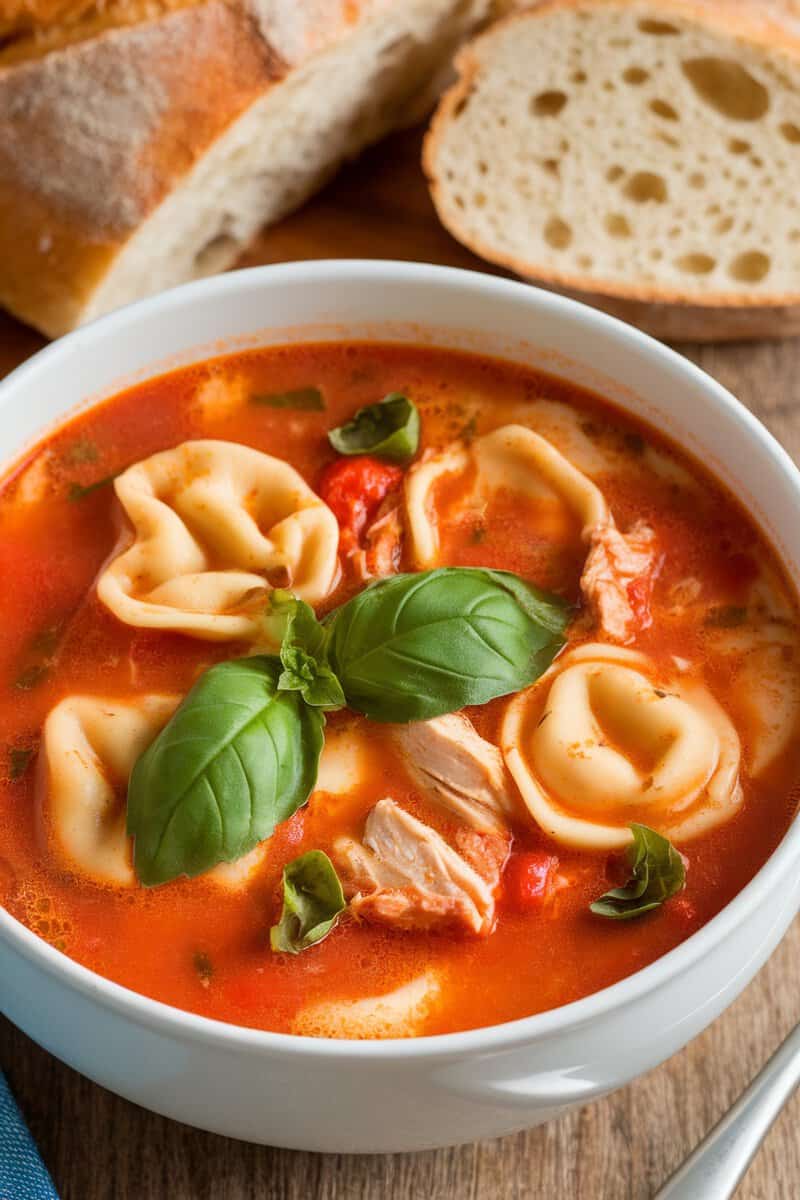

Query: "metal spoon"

xmin=654 ymin=1019 xmax=800 ymax=1199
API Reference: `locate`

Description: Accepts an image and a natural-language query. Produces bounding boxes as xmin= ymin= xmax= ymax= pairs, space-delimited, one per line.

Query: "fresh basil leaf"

xmin=265 ymin=591 xmax=345 ymax=709
xmin=328 ymin=393 xmax=419 ymax=463
xmin=590 ymin=823 xmax=686 ymax=920
xmin=481 ymin=569 xmax=573 ymax=635
xmin=326 ymin=567 xmax=568 ymax=722
xmin=270 ymin=850 xmax=346 ymax=954
xmin=251 ymin=387 xmax=325 ymax=411
xmin=128 ymin=656 xmax=324 ymax=886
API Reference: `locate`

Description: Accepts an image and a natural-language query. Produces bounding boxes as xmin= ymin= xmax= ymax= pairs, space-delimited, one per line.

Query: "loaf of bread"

xmin=0 ymin=0 xmax=490 ymax=337
xmin=425 ymin=0 xmax=800 ymax=341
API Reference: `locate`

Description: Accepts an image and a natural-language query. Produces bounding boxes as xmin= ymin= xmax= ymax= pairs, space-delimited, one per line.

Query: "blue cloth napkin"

xmin=0 ymin=1071 xmax=58 ymax=1200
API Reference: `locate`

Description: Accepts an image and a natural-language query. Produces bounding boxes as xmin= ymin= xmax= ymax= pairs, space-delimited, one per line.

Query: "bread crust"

xmin=424 ymin=0 xmax=800 ymax=324
xmin=0 ymin=0 xmax=395 ymax=336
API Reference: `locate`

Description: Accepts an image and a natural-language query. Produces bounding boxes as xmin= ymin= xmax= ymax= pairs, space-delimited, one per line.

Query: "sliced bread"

xmin=0 ymin=0 xmax=490 ymax=337
xmin=425 ymin=0 xmax=800 ymax=340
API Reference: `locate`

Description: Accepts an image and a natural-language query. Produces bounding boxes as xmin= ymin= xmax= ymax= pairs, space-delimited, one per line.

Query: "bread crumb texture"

xmin=427 ymin=0 xmax=800 ymax=303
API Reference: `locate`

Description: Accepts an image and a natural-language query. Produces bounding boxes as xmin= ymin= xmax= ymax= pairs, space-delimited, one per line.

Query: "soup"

xmin=0 ymin=342 xmax=798 ymax=1039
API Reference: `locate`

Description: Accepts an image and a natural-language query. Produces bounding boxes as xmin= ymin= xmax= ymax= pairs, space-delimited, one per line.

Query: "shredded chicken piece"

xmin=581 ymin=520 xmax=659 ymax=642
xmin=351 ymin=495 xmax=403 ymax=582
xmin=335 ymin=798 xmax=497 ymax=935
xmin=392 ymin=712 xmax=515 ymax=833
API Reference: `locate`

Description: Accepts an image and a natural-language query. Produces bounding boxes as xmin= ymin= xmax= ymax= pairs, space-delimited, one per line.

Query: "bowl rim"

xmin=2 ymin=257 xmax=800 ymax=1062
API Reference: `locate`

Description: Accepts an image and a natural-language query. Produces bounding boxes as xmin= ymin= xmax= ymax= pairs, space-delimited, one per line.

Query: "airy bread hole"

xmin=728 ymin=138 xmax=751 ymax=155
xmin=780 ymin=122 xmax=800 ymax=144
xmin=729 ymin=251 xmax=770 ymax=283
xmin=193 ymin=232 xmax=239 ymax=275
xmin=623 ymin=66 xmax=649 ymax=85
xmin=624 ymin=172 xmax=668 ymax=203
xmin=577 ymin=254 xmax=593 ymax=268
xmin=655 ymin=132 xmax=680 ymax=148
xmin=790 ymin=230 xmax=800 ymax=243
xmin=716 ymin=215 xmax=734 ymax=234
xmin=638 ymin=19 xmax=680 ymax=35
xmin=542 ymin=158 xmax=561 ymax=177
xmin=605 ymin=213 xmax=632 ymax=238
xmin=606 ymin=164 xmax=625 ymax=182
xmin=688 ymin=172 xmax=706 ymax=189
xmin=478 ymin=161 xmax=488 ymax=176
xmin=681 ymin=58 xmax=770 ymax=121
xmin=571 ymin=70 xmax=587 ymax=84
xmin=676 ymin=253 xmax=716 ymax=275
xmin=532 ymin=90 xmax=568 ymax=117
xmin=473 ymin=192 xmax=487 ymax=208
xmin=544 ymin=216 xmax=573 ymax=250
xmin=650 ymin=99 xmax=679 ymax=121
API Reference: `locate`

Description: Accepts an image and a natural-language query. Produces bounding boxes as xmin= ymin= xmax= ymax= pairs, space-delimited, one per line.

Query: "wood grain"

xmin=2 ymin=127 xmax=800 ymax=1200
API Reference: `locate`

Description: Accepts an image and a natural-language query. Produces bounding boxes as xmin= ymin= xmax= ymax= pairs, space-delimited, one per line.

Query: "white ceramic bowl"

xmin=2 ymin=262 xmax=800 ymax=1153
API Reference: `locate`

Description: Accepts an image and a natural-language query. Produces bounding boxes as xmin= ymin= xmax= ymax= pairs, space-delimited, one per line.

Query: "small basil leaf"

xmin=326 ymin=567 xmax=568 ymax=722
xmin=328 ymin=393 xmax=419 ymax=463
xmin=590 ymin=823 xmax=686 ymax=920
xmin=251 ymin=387 xmax=325 ymax=411
xmin=270 ymin=850 xmax=346 ymax=953
xmin=128 ymin=656 xmax=324 ymax=886
xmin=266 ymin=591 xmax=345 ymax=710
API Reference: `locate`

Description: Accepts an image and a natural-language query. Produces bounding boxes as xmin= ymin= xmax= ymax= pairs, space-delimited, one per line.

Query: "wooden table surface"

xmin=2 ymin=127 xmax=800 ymax=1200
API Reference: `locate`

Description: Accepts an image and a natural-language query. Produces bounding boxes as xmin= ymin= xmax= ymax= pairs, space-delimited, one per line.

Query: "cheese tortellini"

xmin=41 ymin=693 xmax=268 ymax=889
xmin=42 ymin=694 xmax=180 ymax=887
xmin=501 ymin=644 xmax=743 ymax=851
xmin=405 ymin=423 xmax=609 ymax=568
xmin=97 ymin=440 xmax=339 ymax=641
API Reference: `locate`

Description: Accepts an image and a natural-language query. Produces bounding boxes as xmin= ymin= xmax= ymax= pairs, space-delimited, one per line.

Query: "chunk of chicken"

xmin=351 ymin=495 xmax=403 ymax=582
xmin=392 ymin=713 xmax=515 ymax=833
xmin=581 ymin=520 xmax=659 ymax=642
xmin=335 ymin=798 xmax=497 ymax=935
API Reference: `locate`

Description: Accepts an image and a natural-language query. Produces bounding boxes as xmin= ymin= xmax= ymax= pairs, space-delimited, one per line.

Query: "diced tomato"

xmin=317 ymin=456 xmax=403 ymax=556
xmin=504 ymin=852 xmax=560 ymax=911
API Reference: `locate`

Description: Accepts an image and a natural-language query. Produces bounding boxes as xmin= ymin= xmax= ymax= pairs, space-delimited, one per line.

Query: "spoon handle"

xmin=654 ymin=1019 xmax=800 ymax=1200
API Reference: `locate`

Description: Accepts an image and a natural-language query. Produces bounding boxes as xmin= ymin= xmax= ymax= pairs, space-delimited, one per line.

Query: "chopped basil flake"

xmin=63 ymin=439 xmax=99 ymax=465
xmin=193 ymin=951 xmax=213 ymax=984
xmin=8 ymin=747 xmax=35 ymax=780
xmin=251 ymin=387 xmax=325 ymax=411
xmin=68 ymin=472 xmax=119 ymax=502
xmin=14 ymin=664 xmax=50 ymax=691
xmin=705 ymin=604 xmax=748 ymax=628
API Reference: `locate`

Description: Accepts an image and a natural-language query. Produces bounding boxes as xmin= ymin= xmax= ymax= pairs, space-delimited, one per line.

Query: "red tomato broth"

xmin=0 ymin=341 xmax=797 ymax=1036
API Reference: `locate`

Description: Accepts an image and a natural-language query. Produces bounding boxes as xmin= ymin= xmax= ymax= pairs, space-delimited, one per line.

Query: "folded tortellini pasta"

xmin=404 ymin=423 xmax=609 ymax=569
xmin=501 ymin=643 xmax=743 ymax=850
xmin=97 ymin=440 xmax=339 ymax=641
xmin=41 ymin=693 xmax=268 ymax=889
